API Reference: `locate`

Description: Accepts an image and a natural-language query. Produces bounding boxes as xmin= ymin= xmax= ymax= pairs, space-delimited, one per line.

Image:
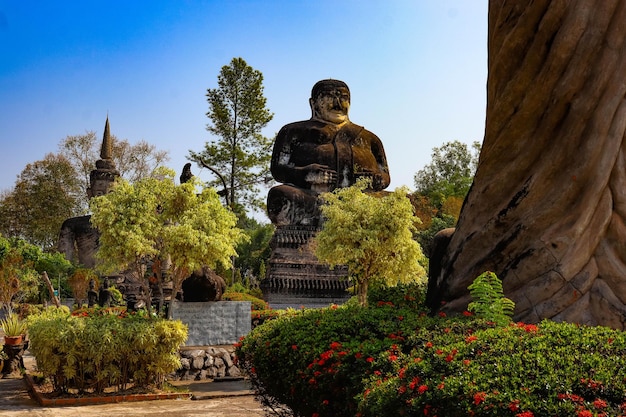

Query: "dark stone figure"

xmin=180 ymin=267 xmax=227 ymax=302
xmin=87 ymin=278 xmax=98 ymax=308
xmin=267 ymin=79 xmax=390 ymax=227
xmin=263 ymin=80 xmax=390 ymax=306
xmin=98 ymin=278 xmax=112 ymax=308
xmin=180 ymin=162 xmax=193 ymax=184
xmin=58 ymin=117 xmax=119 ymax=268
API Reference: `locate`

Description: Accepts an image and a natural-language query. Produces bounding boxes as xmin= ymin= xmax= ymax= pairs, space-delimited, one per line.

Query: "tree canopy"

xmin=89 ymin=168 xmax=247 ymax=315
xmin=315 ymin=180 xmax=427 ymax=306
xmin=189 ymin=57 xmax=274 ymax=213
xmin=414 ymin=140 xmax=481 ymax=207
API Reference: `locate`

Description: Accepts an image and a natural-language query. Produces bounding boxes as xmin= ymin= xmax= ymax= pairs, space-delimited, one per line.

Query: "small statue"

xmin=87 ymin=278 xmax=98 ymax=308
xmin=267 ymin=79 xmax=390 ymax=226
xmin=98 ymin=278 xmax=112 ymax=308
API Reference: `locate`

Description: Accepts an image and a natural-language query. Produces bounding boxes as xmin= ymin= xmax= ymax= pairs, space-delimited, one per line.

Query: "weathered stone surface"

xmin=170 ymin=301 xmax=251 ymax=346
xmin=428 ymin=1 xmax=626 ymax=329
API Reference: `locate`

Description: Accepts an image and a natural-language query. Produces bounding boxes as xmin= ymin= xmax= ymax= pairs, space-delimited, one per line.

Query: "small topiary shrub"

xmin=223 ymin=291 xmax=268 ymax=311
xmin=27 ymin=306 xmax=187 ymax=394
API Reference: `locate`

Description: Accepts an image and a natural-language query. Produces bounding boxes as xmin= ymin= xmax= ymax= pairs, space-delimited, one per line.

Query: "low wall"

xmin=170 ymin=301 xmax=251 ymax=346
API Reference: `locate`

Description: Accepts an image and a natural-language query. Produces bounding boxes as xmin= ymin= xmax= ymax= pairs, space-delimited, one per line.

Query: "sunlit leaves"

xmin=89 ymin=168 xmax=247 ymax=297
xmin=315 ymin=179 xmax=427 ymax=305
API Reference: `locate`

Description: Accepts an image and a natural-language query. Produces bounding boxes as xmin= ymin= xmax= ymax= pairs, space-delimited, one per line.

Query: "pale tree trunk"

xmin=429 ymin=1 xmax=626 ymax=329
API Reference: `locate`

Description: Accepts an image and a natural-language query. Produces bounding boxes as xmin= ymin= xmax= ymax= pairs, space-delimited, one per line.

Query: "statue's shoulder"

xmin=60 ymin=214 xmax=92 ymax=229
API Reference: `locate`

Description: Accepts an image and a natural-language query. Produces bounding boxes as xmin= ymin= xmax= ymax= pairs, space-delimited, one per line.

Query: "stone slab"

xmin=170 ymin=301 xmax=251 ymax=346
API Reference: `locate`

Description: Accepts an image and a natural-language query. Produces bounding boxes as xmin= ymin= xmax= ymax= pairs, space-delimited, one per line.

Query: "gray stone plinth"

xmin=170 ymin=301 xmax=251 ymax=346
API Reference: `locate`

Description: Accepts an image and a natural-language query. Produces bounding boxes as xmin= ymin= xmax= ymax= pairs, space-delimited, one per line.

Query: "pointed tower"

xmin=89 ymin=117 xmax=120 ymax=198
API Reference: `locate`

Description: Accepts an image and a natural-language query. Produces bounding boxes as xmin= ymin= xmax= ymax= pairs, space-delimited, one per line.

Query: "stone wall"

xmin=170 ymin=301 xmax=251 ymax=346
xmin=171 ymin=346 xmax=241 ymax=381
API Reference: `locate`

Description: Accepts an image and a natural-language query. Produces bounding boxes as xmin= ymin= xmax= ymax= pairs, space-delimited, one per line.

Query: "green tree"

xmin=59 ymin=130 xmax=170 ymax=209
xmin=414 ymin=140 xmax=481 ymax=207
xmin=314 ymin=180 xmax=427 ymax=306
xmin=189 ymin=57 xmax=274 ymax=212
xmin=233 ymin=217 xmax=274 ymax=286
xmin=0 ymin=154 xmax=83 ymax=249
xmin=0 ymin=235 xmax=72 ymax=312
xmin=89 ymin=168 xmax=247 ymax=317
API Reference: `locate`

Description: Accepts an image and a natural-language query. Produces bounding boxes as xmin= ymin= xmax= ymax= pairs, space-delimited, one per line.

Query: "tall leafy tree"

xmin=0 ymin=154 xmax=83 ymax=249
xmin=315 ymin=180 xmax=427 ymax=306
xmin=89 ymin=168 xmax=247 ymax=317
xmin=189 ymin=57 xmax=274 ymax=212
xmin=59 ymin=131 xmax=170 ymax=209
xmin=414 ymin=140 xmax=481 ymax=207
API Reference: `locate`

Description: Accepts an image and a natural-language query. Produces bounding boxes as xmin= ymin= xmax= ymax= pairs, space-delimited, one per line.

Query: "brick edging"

xmin=24 ymin=374 xmax=192 ymax=407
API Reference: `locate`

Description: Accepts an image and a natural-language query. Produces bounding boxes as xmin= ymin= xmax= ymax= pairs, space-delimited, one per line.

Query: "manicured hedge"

xmin=236 ymin=286 xmax=626 ymax=417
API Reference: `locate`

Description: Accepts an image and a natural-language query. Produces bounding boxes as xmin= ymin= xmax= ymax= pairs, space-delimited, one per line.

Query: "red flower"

xmin=292 ymin=344 xmax=298 ymax=350
xmin=322 ymin=399 xmax=329 ymax=406
xmin=465 ymin=335 xmax=478 ymax=343
xmin=409 ymin=377 xmax=421 ymax=390
xmin=389 ymin=354 xmax=398 ymax=361
xmin=329 ymin=341 xmax=342 ymax=350
xmin=463 ymin=310 xmax=474 ymax=316
xmin=473 ymin=392 xmax=486 ymax=405
xmin=577 ymin=410 xmax=593 ymax=417
xmin=445 ymin=354 xmax=454 ymax=362
xmin=425 ymin=342 xmax=433 ymax=348
xmin=463 ymin=359 xmax=471 ymax=366
xmin=508 ymin=400 xmax=520 ymax=412
xmin=398 ymin=385 xmax=407 ymax=394
xmin=438 ymin=311 xmax=447 ymax=318
xmin=417 ymin=385 xmax=428 ymax=394
xmin=312 ymin=413 xmax=319 ymax=417
xmin=593 ymin=399 xmax=608 ymax=409
xmin=437 ymin=382 xmax=445 ymax=390
xmin=516 ymin=412 xmax=534 ymax=417
xmin=355 ymin=352 xmax=363 ymax=359
xmin=366 ymin=357 xmax=374 ymax=363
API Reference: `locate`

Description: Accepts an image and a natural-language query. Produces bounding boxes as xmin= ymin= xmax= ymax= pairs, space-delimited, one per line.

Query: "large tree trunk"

xmin=430 ymin=1 xmax=626 ymax=329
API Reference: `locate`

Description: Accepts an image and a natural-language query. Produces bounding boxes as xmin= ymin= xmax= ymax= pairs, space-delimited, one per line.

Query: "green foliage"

xmin=238 ymin=299 xmax=626 ymax=417
xmin=415 ymin=213 xmax=457 ymax=257
xmin=315 ymin=179 xmax=427 ymax=305
xmin=413 ymin=140 xmax=481 ymax=208
xmin=0 ymin=312 xmax=27 ymax=336
xmin=0 ymin=154 xmax=83 ymax=249
xmin=233 ymin=218 xmax=273 ymax=285
xmin=222 ymin=291 xmax=268 ymax=311
xmin=90 ymin=168 xmax=247 ymax=316
xmin=0 ymin=235 xmax=59 ymax=309
xmin=467 ymin=271 xmax=515 ymax=326
xmin=189 ymin=57 xmax=274 ymax=211
xmin=27 ymin=306 xmax=187 ymax=393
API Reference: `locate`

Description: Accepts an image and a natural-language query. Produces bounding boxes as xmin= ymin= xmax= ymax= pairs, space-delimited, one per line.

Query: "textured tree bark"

xmin=429 ymin=1 xmax=626 ymax=329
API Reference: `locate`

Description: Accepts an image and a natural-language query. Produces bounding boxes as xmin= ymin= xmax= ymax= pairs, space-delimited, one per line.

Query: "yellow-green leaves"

xmin=315 ymin=179 xmax=427 ymax=305
xmin=89 ymin=168 xmax=247 ymax=295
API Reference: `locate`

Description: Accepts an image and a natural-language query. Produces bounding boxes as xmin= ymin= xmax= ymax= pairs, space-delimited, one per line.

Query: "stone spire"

xmin=90 ymin=117 xmax=120 ymax=196
xmin=100 ymin=116 xmax=113 ymax=160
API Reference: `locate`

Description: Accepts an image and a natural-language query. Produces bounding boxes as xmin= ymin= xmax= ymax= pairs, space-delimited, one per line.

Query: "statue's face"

xmin=311 ymin=87 xmax=350 ymax=124
xmin=87 ymin=178 xmax=112 ymax=198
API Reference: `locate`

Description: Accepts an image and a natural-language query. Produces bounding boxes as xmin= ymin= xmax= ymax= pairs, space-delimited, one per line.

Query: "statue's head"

xmin=310 ymin=79 xmax=350 ymax=125
xmin=87 ymin=167 xmax=117 ymax=198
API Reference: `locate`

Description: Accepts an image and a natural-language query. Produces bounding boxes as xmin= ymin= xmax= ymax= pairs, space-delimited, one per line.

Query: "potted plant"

xmin=0 ymin=313 xmax=27 ymax=345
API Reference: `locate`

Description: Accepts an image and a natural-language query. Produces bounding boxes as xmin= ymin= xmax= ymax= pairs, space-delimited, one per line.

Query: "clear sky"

xmin=0 ymin=0 xmax=487 ymax=218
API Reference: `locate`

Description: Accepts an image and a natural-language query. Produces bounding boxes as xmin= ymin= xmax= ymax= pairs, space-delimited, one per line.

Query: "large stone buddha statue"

xmin=267 ymin=79 xmax=390 ymax=226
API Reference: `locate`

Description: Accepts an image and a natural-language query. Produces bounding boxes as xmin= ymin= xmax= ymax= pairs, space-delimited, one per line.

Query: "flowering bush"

xmin=236 ymin=287 xmax=626 ymax=417
xmin=27 ymin=306 xmax=187 ymax=393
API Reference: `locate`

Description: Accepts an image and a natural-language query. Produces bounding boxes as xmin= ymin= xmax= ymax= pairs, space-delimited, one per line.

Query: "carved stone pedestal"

xmin=263 ymin=225 xmax=350 ymax=309
xmin=2 ymin=342 xmax=26 ymax=379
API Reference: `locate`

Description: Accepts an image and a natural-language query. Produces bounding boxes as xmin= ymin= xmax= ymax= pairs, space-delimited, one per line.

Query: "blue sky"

xmin=0 ymin=0 xmax=487 ymax=218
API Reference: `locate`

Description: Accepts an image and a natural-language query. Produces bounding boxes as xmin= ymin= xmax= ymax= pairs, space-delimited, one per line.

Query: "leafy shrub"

xmin=223 ymin=291 xmax=268 ymax=311
xmin=237 ymin=301 xmax=433 ymax=417
xmin=467 ymin=271 xmax=515 ymax=325
xmin=360 ymin=320 xmax=626 ymax=416
xmin=238 ymin=300 xmax=626 ymax=417
xmin=27 ymin=306 xmax=187 ymax=393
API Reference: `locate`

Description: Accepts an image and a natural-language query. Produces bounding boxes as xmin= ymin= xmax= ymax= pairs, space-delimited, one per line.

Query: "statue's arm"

xmin=353 ymin=133 xmax=391 ymax=190
xmin=270 ymin=127 xmax=336 ymax=188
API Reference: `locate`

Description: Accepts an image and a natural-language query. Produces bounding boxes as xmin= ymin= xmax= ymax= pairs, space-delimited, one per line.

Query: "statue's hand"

xmin=304 ymin=164 xmax=337 ymax=185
